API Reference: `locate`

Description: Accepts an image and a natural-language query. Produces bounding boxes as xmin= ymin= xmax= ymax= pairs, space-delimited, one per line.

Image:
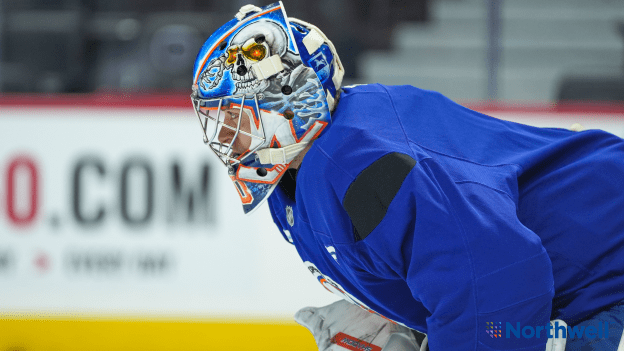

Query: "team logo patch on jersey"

xmin=286 ymin=205 xmax=295 ymax=226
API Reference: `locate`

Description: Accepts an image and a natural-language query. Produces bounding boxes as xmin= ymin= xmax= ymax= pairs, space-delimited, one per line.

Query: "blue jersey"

xmin=267 ymin=84 xmax=624 ymax=351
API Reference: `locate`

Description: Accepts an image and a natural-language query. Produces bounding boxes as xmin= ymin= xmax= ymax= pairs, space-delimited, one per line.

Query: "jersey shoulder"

xmin=299 ymin=134 xmax=422 ymax=244
xmin=316 ymin=84 xmax=420 ymax=177
xmin=343 ymin=152 xmax=417 ymax=241
xmin=296 ymin=84 xmax=433 ymax=242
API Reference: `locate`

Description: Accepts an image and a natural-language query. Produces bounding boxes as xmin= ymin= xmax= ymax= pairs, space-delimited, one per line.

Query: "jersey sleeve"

xmin=344 ymin=155 xmax=554 ymax=351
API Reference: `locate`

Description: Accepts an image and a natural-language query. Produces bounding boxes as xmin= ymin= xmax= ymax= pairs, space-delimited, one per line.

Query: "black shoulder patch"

xmin=278 ymin=168 xmax=298 ymax=202
xmin=343 ymin=152 xmax=416 ymax=241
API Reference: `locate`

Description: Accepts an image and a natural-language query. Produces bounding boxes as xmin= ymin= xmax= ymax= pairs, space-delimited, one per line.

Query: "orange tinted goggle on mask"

xmin=226 ymin=40 xmax=267 ymax=66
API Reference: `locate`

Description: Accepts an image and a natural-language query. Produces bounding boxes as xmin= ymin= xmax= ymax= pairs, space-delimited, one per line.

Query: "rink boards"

xmin=1 ymin=94 xmax=623 ymax=350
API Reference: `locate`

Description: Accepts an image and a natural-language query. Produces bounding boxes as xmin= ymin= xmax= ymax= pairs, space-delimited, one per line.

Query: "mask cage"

xmin=191 ymin=91 xmax=266 ymax=168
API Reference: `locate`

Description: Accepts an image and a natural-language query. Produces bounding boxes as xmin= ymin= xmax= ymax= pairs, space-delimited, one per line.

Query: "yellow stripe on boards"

xmin=0 ymin=316 xmax=317 ymax=351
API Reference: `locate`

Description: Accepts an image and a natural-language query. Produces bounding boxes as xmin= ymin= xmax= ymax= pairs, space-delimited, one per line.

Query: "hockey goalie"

xmin=189 ymin=2 xmax=624 ymax=350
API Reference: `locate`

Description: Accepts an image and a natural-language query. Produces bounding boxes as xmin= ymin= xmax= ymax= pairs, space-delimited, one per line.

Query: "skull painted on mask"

xmin=228 ymin=20 xmax=288 ymax=94
xmin=200 ymin=19 xmax=298 ymax=95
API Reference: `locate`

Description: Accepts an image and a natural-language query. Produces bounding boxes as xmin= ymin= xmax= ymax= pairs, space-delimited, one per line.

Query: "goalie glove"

xmin=294 ymin=300 xmax=420 ymax=351
xmin=545 ymin=320 xmax=567 ymax=351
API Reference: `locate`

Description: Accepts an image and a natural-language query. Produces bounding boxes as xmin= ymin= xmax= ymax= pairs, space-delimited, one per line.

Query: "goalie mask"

xmin=191 ymin=2 xmax=344 ymax=214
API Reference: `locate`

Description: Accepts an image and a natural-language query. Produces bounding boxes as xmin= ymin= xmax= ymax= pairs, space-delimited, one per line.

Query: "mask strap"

xmin=256 ymin=142 xmax=308 ymax=164
xmin=251 ymin=55 xmax=285 ymax=80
